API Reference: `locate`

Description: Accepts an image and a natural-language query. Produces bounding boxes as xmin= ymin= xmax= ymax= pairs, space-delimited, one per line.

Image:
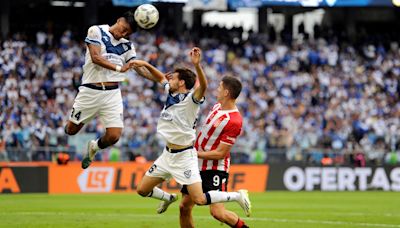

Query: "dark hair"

xmin=222 ymin=76 xmax=242 ymax=99
xmin=122 ymin=11 xmax=136 ymax=31
xmin=175 ymin=68 xmax=196 ymax=90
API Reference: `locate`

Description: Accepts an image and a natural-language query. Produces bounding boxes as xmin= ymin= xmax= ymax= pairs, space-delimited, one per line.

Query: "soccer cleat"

xmin=237 ymin=189 xmax=252 ymax=217
xmin=81 ymin=140 xmax=98 ymax=169
xmin=157 ymin=194 xmax=178 ymax=214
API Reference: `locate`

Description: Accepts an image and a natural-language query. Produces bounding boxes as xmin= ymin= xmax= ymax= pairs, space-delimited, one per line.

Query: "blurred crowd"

xmin=1 ymin=27 xmax=400 ymax=166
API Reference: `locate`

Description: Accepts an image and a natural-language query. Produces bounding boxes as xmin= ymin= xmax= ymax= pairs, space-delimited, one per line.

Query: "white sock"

xmin=147 ymin=187 xmax=172 ymax=202
xmin=93 ymin=139 xmax=100 ymax=151
xmin=206 ymin=190 xmax=240 ymax=204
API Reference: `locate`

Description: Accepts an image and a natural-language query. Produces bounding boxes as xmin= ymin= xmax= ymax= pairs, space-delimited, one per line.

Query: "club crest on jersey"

xmin=103 ymin=36 xmax=108 ymax=41
xmin=184 ymin=170 xmax=191 ymax=178
xmin=123 ymin=44 xmax=128 ymax=51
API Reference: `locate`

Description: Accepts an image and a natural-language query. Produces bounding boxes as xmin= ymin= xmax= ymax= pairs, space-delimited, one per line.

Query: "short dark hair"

xmin=175 ymin=68 xmax=196 ymax=90
xmin=122 ymin=11 xmax=136 ymax=31
xmin=222 ymin=76 xmax=242 ymax=99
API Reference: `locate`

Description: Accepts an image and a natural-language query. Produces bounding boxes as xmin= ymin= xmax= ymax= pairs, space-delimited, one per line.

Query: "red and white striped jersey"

xmin=195 ymin=103 xmax=243 ymax=172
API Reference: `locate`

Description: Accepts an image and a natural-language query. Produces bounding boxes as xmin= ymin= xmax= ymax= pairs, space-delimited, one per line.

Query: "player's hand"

xmin=197 ymin=151 xmax=204 ymax=159
xmin=121 ymin=61 xmax=144 ymax=72
xmin=120 ymin=64 xmax=131 ymax=73
xmin=190 ymin=47 xmax=201 ymax=66
xmin=165 ymin=71 xmax=173 ymax=81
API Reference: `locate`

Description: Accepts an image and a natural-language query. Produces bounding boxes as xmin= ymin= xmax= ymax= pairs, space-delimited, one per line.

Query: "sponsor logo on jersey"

xmin=160 ymin=110 xmax=173 ymax=121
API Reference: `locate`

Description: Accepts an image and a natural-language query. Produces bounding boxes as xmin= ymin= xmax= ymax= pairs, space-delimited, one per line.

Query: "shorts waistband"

xmin=166 ymin=146 xmax=193 ymax=153
xmin=82 ymin=83 xmax=119 ymax=91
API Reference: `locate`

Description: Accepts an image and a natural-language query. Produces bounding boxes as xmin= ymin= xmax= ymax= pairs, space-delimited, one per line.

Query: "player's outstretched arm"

xmin=87 ymin=44 xmax=134 ymax=73
xmin=191 ymin=47 xmax=208 ymax=101
xmin=130 ymin=60 xmax=167 ymax=84
xmin=197 ymin=143 xmax=231 ymax=160
xmin=132 ymin=65 xmax=161 ymax=82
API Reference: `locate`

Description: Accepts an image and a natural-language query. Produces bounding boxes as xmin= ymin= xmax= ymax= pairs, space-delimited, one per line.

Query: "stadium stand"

xmin=1 ymin=26 xmax=400 ymax=166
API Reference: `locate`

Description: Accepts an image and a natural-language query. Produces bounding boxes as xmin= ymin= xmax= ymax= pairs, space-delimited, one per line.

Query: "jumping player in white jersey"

xmin=180 ymin=76 xmax=249 ymax=228
xmin=64 ymin=11 xmax=163 ymax=169
xmin=130 ymin=47 xmax=251 ymax=220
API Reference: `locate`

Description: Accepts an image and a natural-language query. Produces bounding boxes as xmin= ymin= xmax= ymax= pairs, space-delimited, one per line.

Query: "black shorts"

xmin=181 ymin=170 xmax=229 ymax=195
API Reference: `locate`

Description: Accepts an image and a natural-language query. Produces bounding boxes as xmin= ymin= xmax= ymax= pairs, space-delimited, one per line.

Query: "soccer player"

xmin=64 ymin=11 xmax=163 ymax=169
xmin=179 ymin=76 xmax=248 ymax=228
xmin=131 ymin=47 xmax=251 ymax=218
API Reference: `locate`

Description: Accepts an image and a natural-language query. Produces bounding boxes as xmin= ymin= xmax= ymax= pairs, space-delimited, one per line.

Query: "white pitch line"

xmin=257 ymin=211 xmax=400 ymax=217
xmin=1 ymin=212 xmax=400 ymax=227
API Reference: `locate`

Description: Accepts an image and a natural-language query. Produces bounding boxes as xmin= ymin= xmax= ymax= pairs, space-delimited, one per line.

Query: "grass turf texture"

xmin=0 ymin=192 xmax=399 ymax=227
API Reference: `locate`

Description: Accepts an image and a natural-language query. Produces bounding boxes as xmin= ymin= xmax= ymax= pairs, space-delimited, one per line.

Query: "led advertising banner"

xmin=267 ymin=164 xmax=400 ymax=191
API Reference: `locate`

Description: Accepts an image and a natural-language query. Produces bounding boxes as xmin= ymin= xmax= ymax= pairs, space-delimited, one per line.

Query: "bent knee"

xmin=136 ymin=189 xmax=149 ymax=197
xmin=106 ymin=134 xmax=121 ymax=144
xmin=210 ymin=210 xmax=224 ymax=221
xmin=192 ymin=197 xmax=206 ymax=206
xmin=64 ymin=125 xmax=78 ymax=135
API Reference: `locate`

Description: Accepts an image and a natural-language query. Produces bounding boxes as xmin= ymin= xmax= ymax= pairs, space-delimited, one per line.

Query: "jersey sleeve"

xmin=190 ymin=91 xmax=205 ymax=105
xmin=85 ymin=26 xmax=101 ymax=46
xmin=220 ymin=120 xmax=242 ymax=146
xmin=125 ymin=43 xmax=137 ymax=63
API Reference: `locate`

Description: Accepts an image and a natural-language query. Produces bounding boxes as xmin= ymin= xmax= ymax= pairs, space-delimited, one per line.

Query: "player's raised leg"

xmin=81 ymin=88 xmax=125 ymax=169
xmin=136 ymin=161 xmax=178 ymax=213
xmin=82 ymin=127 xmax=122 ymax=169
xmin=186 ymin=183 xmax=252 ymax=217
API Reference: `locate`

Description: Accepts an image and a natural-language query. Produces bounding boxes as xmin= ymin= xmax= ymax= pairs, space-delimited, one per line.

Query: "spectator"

xmin=1 ymin=28 xmax=399 ymax=166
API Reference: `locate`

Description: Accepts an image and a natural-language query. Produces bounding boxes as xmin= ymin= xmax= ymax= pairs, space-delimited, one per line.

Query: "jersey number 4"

xmin=71 ymin=108 xmax=82 ymax=121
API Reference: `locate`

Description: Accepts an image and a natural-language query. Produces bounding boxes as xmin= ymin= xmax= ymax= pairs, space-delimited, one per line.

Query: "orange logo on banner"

xmin=87 ymin=171 xmax=109 ymax=188
xmin=0 ymin=168 xmax=21 ymax=193
xmin=78 ymin=167 xmax=114 ymax=193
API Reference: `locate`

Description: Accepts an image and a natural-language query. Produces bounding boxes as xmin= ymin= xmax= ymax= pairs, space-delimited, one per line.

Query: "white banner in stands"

xmin=187 ymin=0 xmax=228 ymax=10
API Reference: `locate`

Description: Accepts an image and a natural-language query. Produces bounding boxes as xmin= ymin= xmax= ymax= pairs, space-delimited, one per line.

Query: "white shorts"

xmin=145 ymin=147 xmax=202 ymax=186
xmin=69 ymin=86 xmax=123 ymax=128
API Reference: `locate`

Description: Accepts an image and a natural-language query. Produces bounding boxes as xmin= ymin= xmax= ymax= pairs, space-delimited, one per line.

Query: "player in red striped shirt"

xmin=180 ymin=76 xmax=249 ymax=228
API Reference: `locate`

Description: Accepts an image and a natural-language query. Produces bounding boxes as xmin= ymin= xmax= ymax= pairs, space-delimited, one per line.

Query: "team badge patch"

xmin=184 ymin=170 xmax=191 ymax=178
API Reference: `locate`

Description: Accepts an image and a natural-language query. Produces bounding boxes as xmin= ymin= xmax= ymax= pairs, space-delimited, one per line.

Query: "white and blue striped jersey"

xmin=82 ymin=24 xmax=136 ymax=84
xmin=157 ymin=84 xmax=205 ymax=146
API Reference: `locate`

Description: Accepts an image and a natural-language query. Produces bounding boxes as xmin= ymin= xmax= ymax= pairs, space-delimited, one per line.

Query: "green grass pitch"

xmin=0 ymin=192 xmax=399 ymax=227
